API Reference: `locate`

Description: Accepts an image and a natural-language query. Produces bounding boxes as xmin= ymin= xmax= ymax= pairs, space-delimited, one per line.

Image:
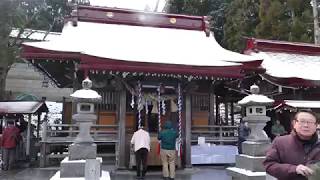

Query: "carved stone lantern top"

xmin=238 ymin=84 xmax=274 ymax=107
xmin=70 ymin=77 xmax=101 ymax=102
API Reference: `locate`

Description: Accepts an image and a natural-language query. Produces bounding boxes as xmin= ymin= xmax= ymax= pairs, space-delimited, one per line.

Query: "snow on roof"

xmin=70 ymin=89 xmax=102 ymax=99
xmin=0 ymin=101 xmax=48 ymax=114
xmin=23 ymin=21 xmax=259 ymax=67
xmin=10 ymin=28 xmax=60 ymax=41
xmin=284 ymin=100 xmax=320 ymax=108
xmin=249 ymin=51 xmax=320 ymax=81
xmin=238 ymin=94 xmax=274 ymax=105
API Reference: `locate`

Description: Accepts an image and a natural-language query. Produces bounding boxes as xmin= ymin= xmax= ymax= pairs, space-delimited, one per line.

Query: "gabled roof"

xmin=245 ymin=38 xmax=320 ymax=87
xmin=0 ymin=101 xmax=48 ymax=114
xmin=21 ymin=6 xmax=262 ymax=87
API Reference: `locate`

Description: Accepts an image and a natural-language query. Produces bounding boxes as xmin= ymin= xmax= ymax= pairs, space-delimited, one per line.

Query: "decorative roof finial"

xmin=250 ymin=84 xmax=259 ymax=94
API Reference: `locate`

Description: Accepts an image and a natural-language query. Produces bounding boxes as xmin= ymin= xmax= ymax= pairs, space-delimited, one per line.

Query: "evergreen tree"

xmin=255 ymin=0 xmax=313 ymax=42
xmin=0 ymin=0 xmax=70 ymax=100
xmin=223 ymin=0 xmax=260 ymax=52
xmin=167 ymin=0 xmax=230 ymax=44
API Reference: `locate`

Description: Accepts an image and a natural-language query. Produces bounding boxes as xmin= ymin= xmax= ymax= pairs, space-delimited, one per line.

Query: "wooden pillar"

xmin=209 ymin=89 xmax=215 ymax=126
xmin=184 ymin=93 xmax=192 ymax=168
xmin=231 ymin=102 xmax=235 ymax=126
xmin=26 ymin=114 xmax=31 ymax=158
xmin=37 ymin=112 xmax=41 ymax=139
xmin=224 ymin=101 xmax=228 ymax=125
xmin=117 ymin=89 xmax=127 ymax=169
xmin=215 ymin=97 xmax=220 ymax=125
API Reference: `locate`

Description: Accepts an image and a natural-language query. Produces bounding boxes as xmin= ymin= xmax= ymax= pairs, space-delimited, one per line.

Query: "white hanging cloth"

xmin=170 ymin=99 xmax=178 ymax=112
xmin=151 ymin=100 xmax=158 ymax=113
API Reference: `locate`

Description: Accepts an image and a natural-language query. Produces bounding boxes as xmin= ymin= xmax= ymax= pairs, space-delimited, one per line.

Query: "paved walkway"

xmin=0 ymin=164 xmax=232 ymax=180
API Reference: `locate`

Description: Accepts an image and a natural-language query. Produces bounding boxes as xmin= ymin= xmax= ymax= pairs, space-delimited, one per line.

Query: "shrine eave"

xmin=261 ymin=74 xmax=319 ymax=88
xmin=22 ymin=48 xmax=254 ymax=79
xmin=245 ymin=38 xmax=320 ymax=55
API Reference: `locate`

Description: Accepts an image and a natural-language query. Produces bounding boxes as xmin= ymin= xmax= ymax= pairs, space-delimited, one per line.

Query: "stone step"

xmin=236 ymin=154 xmax=265 ymax=172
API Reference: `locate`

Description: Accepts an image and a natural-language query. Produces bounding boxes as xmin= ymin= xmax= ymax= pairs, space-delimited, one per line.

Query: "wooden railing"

xmin=41 ymin=122 xmax=118 ymax=143
xmin=39 ymin=123 xmax=119 ymax=167
xmin=191 ymin=125 xmax=238 ymax=145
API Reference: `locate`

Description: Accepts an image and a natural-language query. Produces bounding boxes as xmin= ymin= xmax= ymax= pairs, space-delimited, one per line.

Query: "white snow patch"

xmin=238 ymin=94 xmax=274 ymax=105
xmin=227 ymin=167 xmax=266 ymax=176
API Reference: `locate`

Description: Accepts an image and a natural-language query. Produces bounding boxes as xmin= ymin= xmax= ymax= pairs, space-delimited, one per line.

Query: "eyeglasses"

xmin=295 ymin=120 xmax=317 ymax=125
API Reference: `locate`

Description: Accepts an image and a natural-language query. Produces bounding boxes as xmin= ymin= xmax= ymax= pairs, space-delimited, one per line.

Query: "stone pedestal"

xmin=69 ymin=143 xmax=97 ymax=160
xmin=60 ymin=157 xmax=102 ymax=178
xmin=227 ymin=141 xmax=271 ymax=180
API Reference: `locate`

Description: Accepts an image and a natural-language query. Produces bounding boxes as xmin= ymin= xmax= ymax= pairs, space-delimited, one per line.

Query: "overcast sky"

xmin=89 ymin=0 xmax=167 ymax=12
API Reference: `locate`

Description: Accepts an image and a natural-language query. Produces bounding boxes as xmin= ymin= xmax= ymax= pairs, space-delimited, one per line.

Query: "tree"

xmin=0 ymin=0 xmax=69 ymax=100
xmin=167 ymin=0 xmax=231 ymax=44
xmin=223 ymin=0 xmax=313 ymax=52
xmin=255 ymin=0 xmax=313 ymax=42
xmin=223 ymin=0 xmax=260 ymax=52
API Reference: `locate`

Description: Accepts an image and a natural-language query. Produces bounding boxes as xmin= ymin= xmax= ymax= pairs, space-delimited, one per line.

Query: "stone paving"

xmin=0 ymin=164 xmax=232 ymax=180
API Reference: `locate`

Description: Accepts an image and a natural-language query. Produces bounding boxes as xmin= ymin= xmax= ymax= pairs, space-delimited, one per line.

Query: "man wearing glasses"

xmin=264 ymin=110 xmax=320 ymax=180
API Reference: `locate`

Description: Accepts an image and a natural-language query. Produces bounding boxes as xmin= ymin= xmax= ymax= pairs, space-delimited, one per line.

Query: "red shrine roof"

xmin=244 ymin=38 xmax=320 ymax=88
xmin=22 ymin=5 xmax=262 ymax=85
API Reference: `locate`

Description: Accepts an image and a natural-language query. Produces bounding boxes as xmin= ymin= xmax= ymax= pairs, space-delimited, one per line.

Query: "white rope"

xmin=177 ymin=83 xmax=182 ymax=156
xmin=158 ymin=85 xmax=161 ymax=132
xmin=138 ymin=81 xmax=142 ymax=128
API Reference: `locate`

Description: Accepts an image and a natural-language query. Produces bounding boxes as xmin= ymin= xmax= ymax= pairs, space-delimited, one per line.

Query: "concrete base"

xmin=236 ymin=154 xmax=265 ymax=172
xmin=242 ymin=141 xmax=270 ymax=157
xmin=60 ymin=157 xmax=102 ymax=178
xmin=50 ymin=170 xmax=110 ymax=180
xmin=69 ymin=143 xmax=97 ymax=160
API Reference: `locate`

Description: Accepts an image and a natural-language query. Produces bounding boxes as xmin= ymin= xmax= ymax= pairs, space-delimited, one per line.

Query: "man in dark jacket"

xmin=158 ymin=121 xmax=178 ymax=180
xmin=263 ymin=110 xmax=320 ymax=180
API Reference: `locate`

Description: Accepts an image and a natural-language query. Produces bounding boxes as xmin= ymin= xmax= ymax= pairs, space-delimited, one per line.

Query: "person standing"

xmin=271 ymin=120 xmax=287 ymax=139
xmin=238 ymin=120 xmax=251 ymax=154
xmin=1 ymin=120 xmax=21 ymax=171
xmin=158 ymin=121 xmax=178 ymax=180
xmin=131 ymin=125 xmax=150 ymax=179
xmin=263 ymin=110 xmax=320 ymax=180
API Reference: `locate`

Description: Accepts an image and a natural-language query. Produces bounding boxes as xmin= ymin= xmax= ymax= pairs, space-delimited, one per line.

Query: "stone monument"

xmin=227 ymin=84 xmax=275 ymax=180
xmin=50 ymin=77 xmax=110 ymax=180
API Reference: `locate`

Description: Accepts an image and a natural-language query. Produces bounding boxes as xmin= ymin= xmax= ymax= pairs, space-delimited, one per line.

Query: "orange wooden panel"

xmin=192 ymin=111 xmax=209 ymax=126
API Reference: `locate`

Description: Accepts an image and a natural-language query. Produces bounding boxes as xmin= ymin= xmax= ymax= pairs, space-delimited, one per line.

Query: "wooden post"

xmin=39 ymin=142 xmax=47 ymax=168
xmin=117 ymin=89 xmax=127 ymax=169
xmin=185 ymin=93 xmax=192 ymax=168
xmin=224 ymin=101 xmax=228 ymax=125
xmin=209 ymin=89 xmax=215 ymax=126
xmin=42 ymin=121 xmax=47 ymax=142
xmin=215 ymin=97 xmax=220 ymax=125
xmin=26 ymin=114 xmax=31 ymax=158
xmin=37 ymin=112 xmax=41 ymax=139
xmin=231 ymin=102 xmax=235 ymax=126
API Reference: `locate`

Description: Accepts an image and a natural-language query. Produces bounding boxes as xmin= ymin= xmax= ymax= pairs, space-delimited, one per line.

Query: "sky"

xmin=89 ymin=0 xmax=167 ymax=12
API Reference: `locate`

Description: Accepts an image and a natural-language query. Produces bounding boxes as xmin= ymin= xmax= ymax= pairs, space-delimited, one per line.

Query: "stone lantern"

xmin=51 ymin=77 xmax=110 ymax=180
xmin=238 ymin=84 xmax=274 ymax=142
xmin=227 ymin=84 xmax=275 ymax=180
